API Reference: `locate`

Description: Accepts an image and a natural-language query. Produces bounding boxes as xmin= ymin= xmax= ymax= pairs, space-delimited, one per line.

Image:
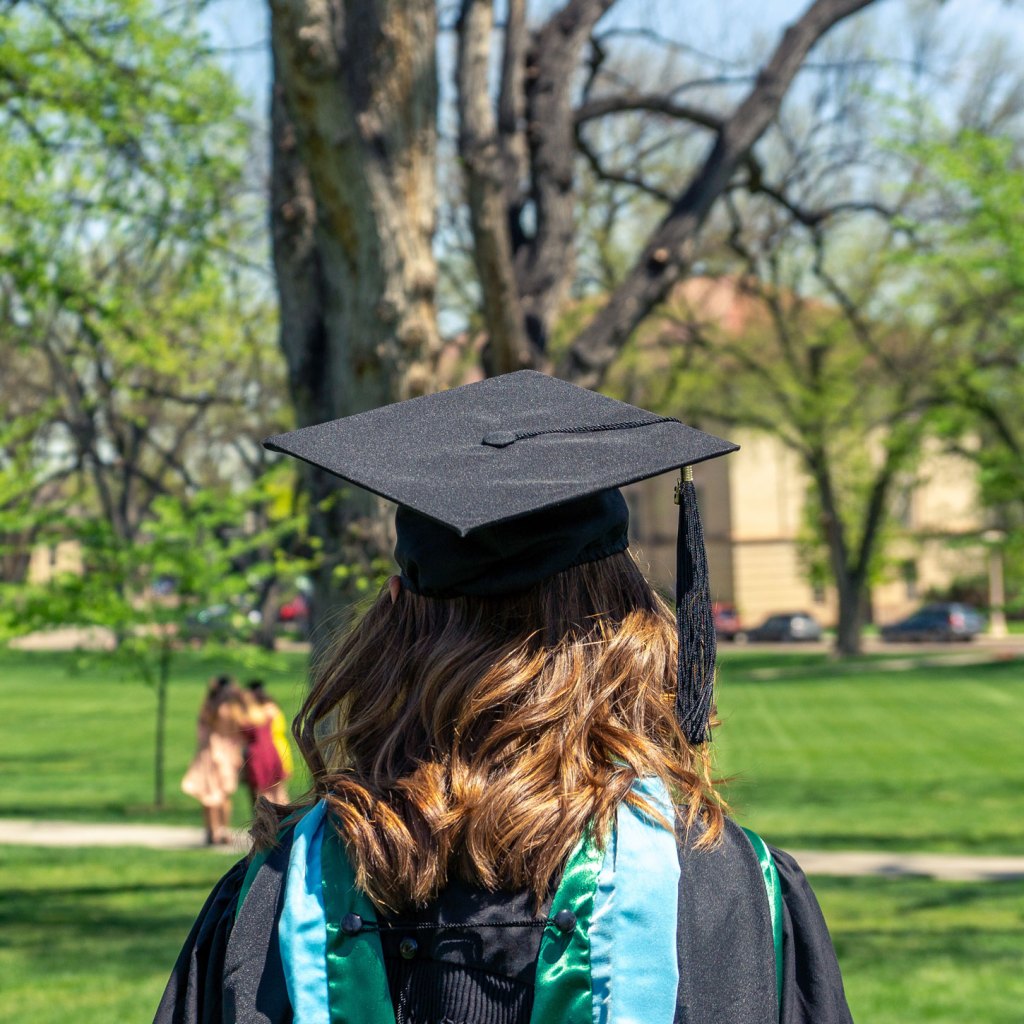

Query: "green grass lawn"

xmin=0 ymin=845 xmax=230 ymax=1022
xmin=714 ymin=652 xmax=1024 ymax=854
xmin=0 ymin=648 xmax=309 ymax=826
xmin=0 ymin=646 xmax=1022 ymax=853
xmin=1 ymin=647 xmax=1022 ymax=1021
xmin=1 ymin=844 xmax=1021 ymax=1024
xmin=815 ymin=875 xmax=1024 ymax=1024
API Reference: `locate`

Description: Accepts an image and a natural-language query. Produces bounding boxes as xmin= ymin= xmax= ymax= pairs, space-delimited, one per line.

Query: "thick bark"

xmin=457 ymin=0 xmax=531 ymax=373
xmin=456 ymin=0 xmax=615 ymax=365
xmin=269 ymin=0 xmax=442 ymax=637
xmin=560 ymin=0 xmax=877 ymax=387
xmin=497 ymin=0 xmax=529 ymax=215
xmin=518 ymin=0 xmax=615 ymax=354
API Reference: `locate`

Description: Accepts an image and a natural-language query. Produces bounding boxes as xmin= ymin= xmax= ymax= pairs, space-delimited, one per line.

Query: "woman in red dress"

xmin=240 ymin=688 xmax=288 ymax=805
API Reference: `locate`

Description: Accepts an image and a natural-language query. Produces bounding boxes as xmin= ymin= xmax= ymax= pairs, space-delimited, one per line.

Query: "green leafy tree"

xmin=0 ymin=475 xmax=316 ymax=807
xmin=0 ymin=1 xmax=282 ymax=544
xmin=0 ymin=1 xmax=308 ymax=805
xmin=611 ymin=217 xmax=942 ymax=655
xmin=911 ymin=133 xmax=1024 ymax=530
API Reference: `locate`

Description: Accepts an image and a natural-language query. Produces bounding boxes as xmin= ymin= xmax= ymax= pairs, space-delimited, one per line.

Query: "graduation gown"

xmin=154 ymin=805 xmax=852 ymax=1024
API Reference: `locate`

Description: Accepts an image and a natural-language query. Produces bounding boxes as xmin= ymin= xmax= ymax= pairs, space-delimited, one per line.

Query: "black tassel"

xmin=675 ymin=471 xmax=716 ymax=745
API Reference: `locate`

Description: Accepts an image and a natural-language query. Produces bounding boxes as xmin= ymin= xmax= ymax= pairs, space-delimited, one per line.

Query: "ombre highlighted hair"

xmin=256 ymin=549 xmax=724 ymax=912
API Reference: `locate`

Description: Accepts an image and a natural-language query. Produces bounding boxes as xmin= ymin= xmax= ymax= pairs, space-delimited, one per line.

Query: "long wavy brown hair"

xmin=255 ymin=549 xmax=724 ymax=912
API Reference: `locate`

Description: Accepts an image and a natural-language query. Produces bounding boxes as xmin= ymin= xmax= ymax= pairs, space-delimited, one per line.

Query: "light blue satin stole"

xmin=277 ymin=780 xmax=683 ymax=1024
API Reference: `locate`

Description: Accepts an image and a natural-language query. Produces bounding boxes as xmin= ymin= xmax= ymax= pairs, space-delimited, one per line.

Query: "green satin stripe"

xmin=235 ymin=848 xmax=270 ymax=921
xmin=529 ymin=827 xmax=605 ymax=1024
xmin=741 ymin=827 xmax=784 ymax=1016
xmin=321 ymin=824 xmax=396 ymax=1024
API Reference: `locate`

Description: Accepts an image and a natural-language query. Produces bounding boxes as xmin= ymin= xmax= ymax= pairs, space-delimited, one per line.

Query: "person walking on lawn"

xmin=180 ymin=675 xmax=246 ymax=846
xmin=240 ymin=680 xmax=291 ymax=805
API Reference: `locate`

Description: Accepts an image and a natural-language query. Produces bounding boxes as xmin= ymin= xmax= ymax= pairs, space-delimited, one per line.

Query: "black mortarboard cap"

xmin=263 ymin=370 xmax=738 ymax=744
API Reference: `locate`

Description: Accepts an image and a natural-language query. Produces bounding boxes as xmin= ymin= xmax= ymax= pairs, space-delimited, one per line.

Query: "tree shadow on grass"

xmin=722 ymin=657 xmax=1024 ymax=686
xmin=0 ymin=887 xmax=213 ymax=974
xmin=0 ymin=878 xmax=225 ymax=901
xmin=0 ymin=802 xmax=200 ymax=823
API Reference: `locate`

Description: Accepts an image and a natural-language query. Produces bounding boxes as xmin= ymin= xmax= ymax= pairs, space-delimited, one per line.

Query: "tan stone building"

xmin=626 ymin=434 xmax=985 ymax=632
xmin=26 ymin=540 xmax=83 ymax=585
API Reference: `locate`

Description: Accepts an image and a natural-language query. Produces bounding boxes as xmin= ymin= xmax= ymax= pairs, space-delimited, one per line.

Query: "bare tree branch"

xmin=574 ymin=93 xmax=724 ymax=131
xmin=560 ymin=0 xmax=878 ymax=386
xmin=575 ymin=128 xmax=674 ymax=202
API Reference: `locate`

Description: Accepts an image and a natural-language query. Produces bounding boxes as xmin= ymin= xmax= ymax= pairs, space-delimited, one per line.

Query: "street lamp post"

xmin=982 ymin=529 xmax=1008 ymax=639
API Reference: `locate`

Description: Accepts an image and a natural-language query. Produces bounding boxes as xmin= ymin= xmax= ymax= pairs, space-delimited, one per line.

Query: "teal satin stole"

xmin=240 ymin=802 xmax=784 ymax=1023
xmin=529 ymin=827 xmax=605 ymax=1024
xmin=316 ymin=823 xmax=604 ymax=1024
xmin=320 ymin=826 xmax=395 ymax=1024
xmin=741 ymin=826 xmax=784 ymax=1014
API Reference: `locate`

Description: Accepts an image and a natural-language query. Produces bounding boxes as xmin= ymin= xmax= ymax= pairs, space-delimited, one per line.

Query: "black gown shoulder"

xmin=154 ymin=857 xmax=249 ymax=1024
xmin=153 ymin=822 xmax=853 ymax=1024
xmin=154 ymin=830 xmax=295 ymax=1024
xmin=771 ymin=845 xmax=854 ymax=1024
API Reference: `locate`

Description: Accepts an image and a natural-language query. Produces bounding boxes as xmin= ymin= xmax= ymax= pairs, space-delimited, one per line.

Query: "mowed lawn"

xmin=2 ymin=647 xmax=1021 ymax=851
xmin=0 ymin=648 xmax=310 ymax=825
xmin=1 ymin=846 xmax=1022 ymax=1023
xmin=1 ymin=647 xmax=1023 ymax=1022
xmin=714 ymin=651 xmax=1024 ymax=854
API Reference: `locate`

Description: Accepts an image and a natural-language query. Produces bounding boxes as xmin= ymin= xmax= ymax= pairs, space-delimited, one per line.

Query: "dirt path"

xmin=2 ymin=818 xmax=1022 ymax=881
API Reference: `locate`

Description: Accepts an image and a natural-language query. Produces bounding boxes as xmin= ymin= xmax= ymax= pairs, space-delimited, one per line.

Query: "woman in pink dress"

xmin=180 ymin=676 xmax=246 ymax=845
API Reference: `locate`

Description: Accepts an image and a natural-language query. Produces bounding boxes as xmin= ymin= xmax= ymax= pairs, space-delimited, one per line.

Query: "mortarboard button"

xmin=399 ymin=936 xmax=419 ymax=959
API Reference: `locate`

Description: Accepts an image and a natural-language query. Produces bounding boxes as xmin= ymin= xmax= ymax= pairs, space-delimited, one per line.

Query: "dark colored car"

xmin=713 ymin=602 xmax=744 ymax=642
xmin=278 ymin=593 xmax=310 ymax=623
xmin=879 ymin=602 xmax=986 ymax=643
xmin=746 ymin=612 xmax=823 ymax=643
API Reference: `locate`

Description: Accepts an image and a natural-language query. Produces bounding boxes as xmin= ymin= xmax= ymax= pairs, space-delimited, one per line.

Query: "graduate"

xmin=155 ymin=370 xmax=853 ymax=1024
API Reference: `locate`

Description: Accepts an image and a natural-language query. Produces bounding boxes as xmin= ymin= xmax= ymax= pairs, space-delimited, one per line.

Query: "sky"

xmin=198 ymin=0 xmax=1024 ymax=338
xmin=199 ymin=0 xmax=1024 ymax=113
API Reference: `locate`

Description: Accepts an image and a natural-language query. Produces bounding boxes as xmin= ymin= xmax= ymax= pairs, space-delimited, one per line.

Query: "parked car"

xmin=879 ymin=603 xmax=986 ymax=643
xmin=277 ymin=593 xmax=309 ymax=623
xmin=746 ymin=612 xmax=823 ymax=643
xmin=713 ymin=602 xmax=744 ymax=642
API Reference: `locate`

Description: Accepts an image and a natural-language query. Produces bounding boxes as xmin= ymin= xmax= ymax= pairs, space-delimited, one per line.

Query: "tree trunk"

xmin=833 ymin=573 xmax=865 ymax=657
xmin=252 ymin=575 xmax=281 ymax=651
xmin=269 ymin=0 xmax=442 ymax=642
xmin=457 ymin=0 xmax=531 ymax=373
xmin=516 ymin=0 xmax=615 ymax=355
xmin=807 ymin=449 xmax=866 ymax=656
xmin=154 ymin=648 xmax=170 ymax=807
